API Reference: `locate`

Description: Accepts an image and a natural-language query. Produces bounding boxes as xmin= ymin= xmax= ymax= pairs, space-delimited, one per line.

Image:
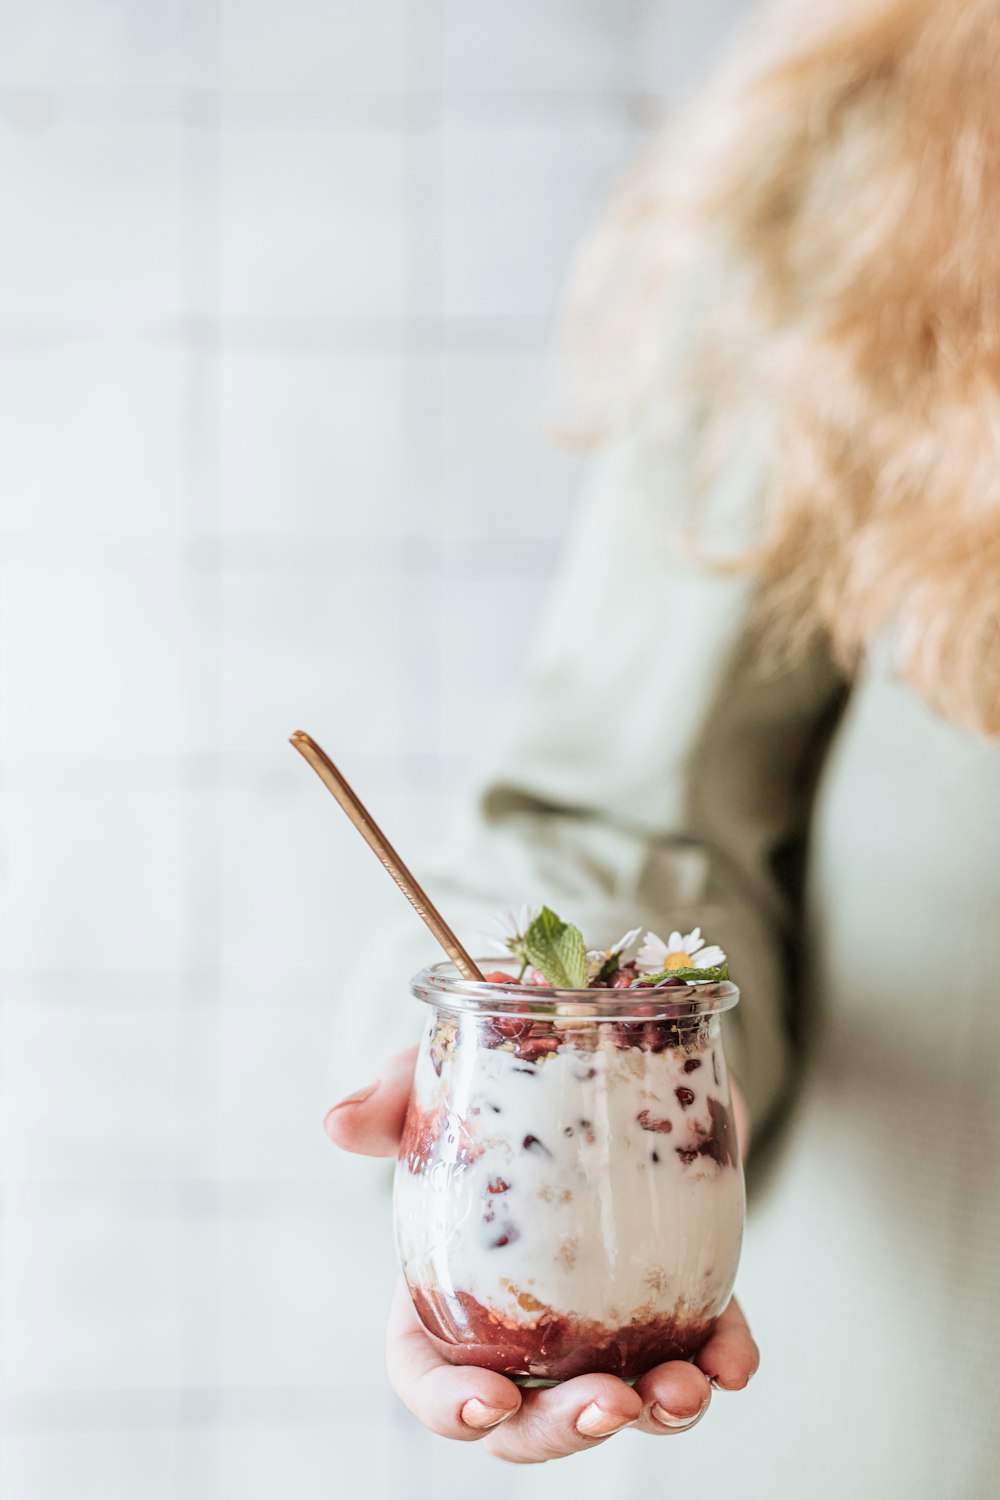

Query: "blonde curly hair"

xmin=559 ymin=0 xmax=1000 ymax=739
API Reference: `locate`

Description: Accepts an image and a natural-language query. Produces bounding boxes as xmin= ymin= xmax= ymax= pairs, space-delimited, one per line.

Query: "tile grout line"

xmin=181 ymin=7 xmax=225 ymax=1494
xmin=0 ymin=1 xmax=690 ymax=1480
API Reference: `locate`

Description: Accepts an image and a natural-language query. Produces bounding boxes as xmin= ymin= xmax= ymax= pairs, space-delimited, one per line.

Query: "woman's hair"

xmin=560 ymin=0 xmax=1000 ymax=739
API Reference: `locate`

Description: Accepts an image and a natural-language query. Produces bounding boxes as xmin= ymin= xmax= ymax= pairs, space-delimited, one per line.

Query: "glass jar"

xmin=393 ymin=958 xmax=745 ymax=1386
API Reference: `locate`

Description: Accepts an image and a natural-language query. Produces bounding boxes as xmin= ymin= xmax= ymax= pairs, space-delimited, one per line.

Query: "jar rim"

xmin=410 ymin=957 xmax=740 ymax=1020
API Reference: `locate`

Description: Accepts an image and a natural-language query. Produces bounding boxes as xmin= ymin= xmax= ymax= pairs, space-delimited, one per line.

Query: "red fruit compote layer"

xmin=394 ymin=970 xmax=744 ymax=1385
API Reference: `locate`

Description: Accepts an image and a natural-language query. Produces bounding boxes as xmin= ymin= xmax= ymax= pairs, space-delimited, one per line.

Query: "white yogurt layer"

xmin=394 ymin=1018 xmax=745 ymax=1330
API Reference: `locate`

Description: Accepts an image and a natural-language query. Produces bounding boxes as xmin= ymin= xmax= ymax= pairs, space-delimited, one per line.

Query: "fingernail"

xmin=575 ymin=1403 xmax=636 ymax=1438
xmin=324 ymin=1082 xmax=379 ymax=1130
xmin=461 ymin=1398 xmax=515 ymax=1430
xmin=651 ymin=1400 xmax=707 ymax=1430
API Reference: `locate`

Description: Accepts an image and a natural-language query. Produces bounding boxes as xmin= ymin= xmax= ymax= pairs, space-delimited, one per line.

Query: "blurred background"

xmin=0 ymin=3 xmax=752 ymax=1496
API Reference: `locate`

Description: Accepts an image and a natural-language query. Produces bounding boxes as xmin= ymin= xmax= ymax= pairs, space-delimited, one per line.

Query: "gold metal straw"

xmin=289 ymin=730 xmax=484 ymax=983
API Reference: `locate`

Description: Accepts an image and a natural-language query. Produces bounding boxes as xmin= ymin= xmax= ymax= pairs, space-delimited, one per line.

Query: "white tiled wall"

xmin=0 ymin=3 xmax=752 ymax=1495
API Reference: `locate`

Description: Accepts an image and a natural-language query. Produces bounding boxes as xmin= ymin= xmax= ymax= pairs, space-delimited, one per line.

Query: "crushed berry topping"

xmin=683 ymin=1058 xmax=702 ymax=1073
xmin=697 ymin=1096 xmax=739 ymax=1169
xmin=675 ymin=1086 xmax=696 ymax=1109
xmin=637 ymin=1109 xmax=673 ymax=1134
xmin=675 ymin=1099 xmax=739 ymax=1170
xmin=492 ymin=1017 xmax=532 ymax=1040
xmin=522 ymin=1133 xmax=550 ymax=1155
xmin=407 ymin=1282 xmax=718 ymax=1382
xmin=518 ymin=1036 xmax=560 ymax=1062
xmin=642 ymin=1022 xmax=672 ymax=1053
xmin=487 ymin=1177 xmax=510 ymax=1194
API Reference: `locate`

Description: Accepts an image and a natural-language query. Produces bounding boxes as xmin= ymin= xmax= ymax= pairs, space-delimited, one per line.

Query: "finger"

xmin=324 ymin=1045 xmax=417 ymax=1157
xmin=385 ymin=1279 xmax=522 ymax=1440
xmin=482 ymin=1373 xmax=643 ymax=1464
xmin=694 ymin=1296 xmax=759 ymax=1391
xmin=632 ymin=1359 xmax=712 ymax=1434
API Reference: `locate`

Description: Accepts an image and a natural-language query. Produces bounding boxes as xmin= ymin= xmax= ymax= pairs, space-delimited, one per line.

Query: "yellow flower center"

xmin=665 ymin=950 xmax=693 ymax=970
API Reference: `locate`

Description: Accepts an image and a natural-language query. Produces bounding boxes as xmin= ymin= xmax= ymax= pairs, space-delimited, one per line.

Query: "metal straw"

xmin=289 ymin=730 xmax=484 ymax=982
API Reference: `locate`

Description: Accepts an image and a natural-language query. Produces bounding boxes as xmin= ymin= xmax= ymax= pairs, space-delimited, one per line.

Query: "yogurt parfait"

xmin=393 ymin=907 xmax=745 ymax=1385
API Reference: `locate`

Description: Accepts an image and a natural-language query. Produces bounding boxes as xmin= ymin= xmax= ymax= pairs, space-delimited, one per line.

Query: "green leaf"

xmin=633 ymin=963 xmax=730 ymax=986
xmin=521 ymin=906 xmax=590 ymax=989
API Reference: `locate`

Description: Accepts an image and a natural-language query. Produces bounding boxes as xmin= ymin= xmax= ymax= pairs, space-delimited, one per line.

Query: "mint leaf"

xmin=634 ymin=963 xmax=730 ymax=986
xmin=521 ymin=906 xmax=589 ymax=989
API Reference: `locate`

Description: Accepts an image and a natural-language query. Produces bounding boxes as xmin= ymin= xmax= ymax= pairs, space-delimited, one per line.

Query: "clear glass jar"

xmin=393 ymin=958 xmax=745 ymax=1386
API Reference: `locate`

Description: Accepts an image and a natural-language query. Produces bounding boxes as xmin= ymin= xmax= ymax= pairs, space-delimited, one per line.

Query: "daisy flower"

xmin=636 ymin=927 xmax=726 ymax=974
xmin=486 ymin=903 xmax=542 ymax=956
xmin=586 ymin=927 xmax=642 ymax=981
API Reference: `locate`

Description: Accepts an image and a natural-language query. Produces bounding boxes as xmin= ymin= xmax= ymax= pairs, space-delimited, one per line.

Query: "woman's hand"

xmin=326 ymin=1046 xmax=759 ymax=1463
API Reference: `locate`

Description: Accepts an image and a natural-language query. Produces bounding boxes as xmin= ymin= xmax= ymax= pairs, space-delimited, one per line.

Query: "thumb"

xmin=324 ymin=1044 xmax=417 ymax=1157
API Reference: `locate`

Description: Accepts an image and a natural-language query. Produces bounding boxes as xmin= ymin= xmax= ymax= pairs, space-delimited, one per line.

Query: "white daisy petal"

xmin=666 ymin=931 xmax=684 ymax=951
xmin=636 ymin=931 xmax=669 ymax=974
xmin=585 ymin=926 xmax=642 ymax=981
xmin=487 ymin=903 xmax=542 ymax=954
xmin=519 ymin=902 xmax=541 ymax=935
xmin=611 ymin=926 xmax=642 ymax=957
xmin=585 ymin=950 xmax=607 ymax=979
xmin=680 ymin=927 xmax=703 ymax=953
xmin=492 ymin=909 xmax=518 ymax=940
xmin=692 ymin=944 xmax=726 ymax=968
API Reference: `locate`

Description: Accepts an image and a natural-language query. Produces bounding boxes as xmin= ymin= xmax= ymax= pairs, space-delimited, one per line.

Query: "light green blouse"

xmin=345 ymin=351 xmax=1000 ymax=1499
xmin=345 ymin=390 xmax=845 ymax=1141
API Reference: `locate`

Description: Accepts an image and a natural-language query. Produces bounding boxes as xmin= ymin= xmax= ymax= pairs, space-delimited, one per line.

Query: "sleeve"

xmin=337 ymin=399 xmax=847 ymax=1146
